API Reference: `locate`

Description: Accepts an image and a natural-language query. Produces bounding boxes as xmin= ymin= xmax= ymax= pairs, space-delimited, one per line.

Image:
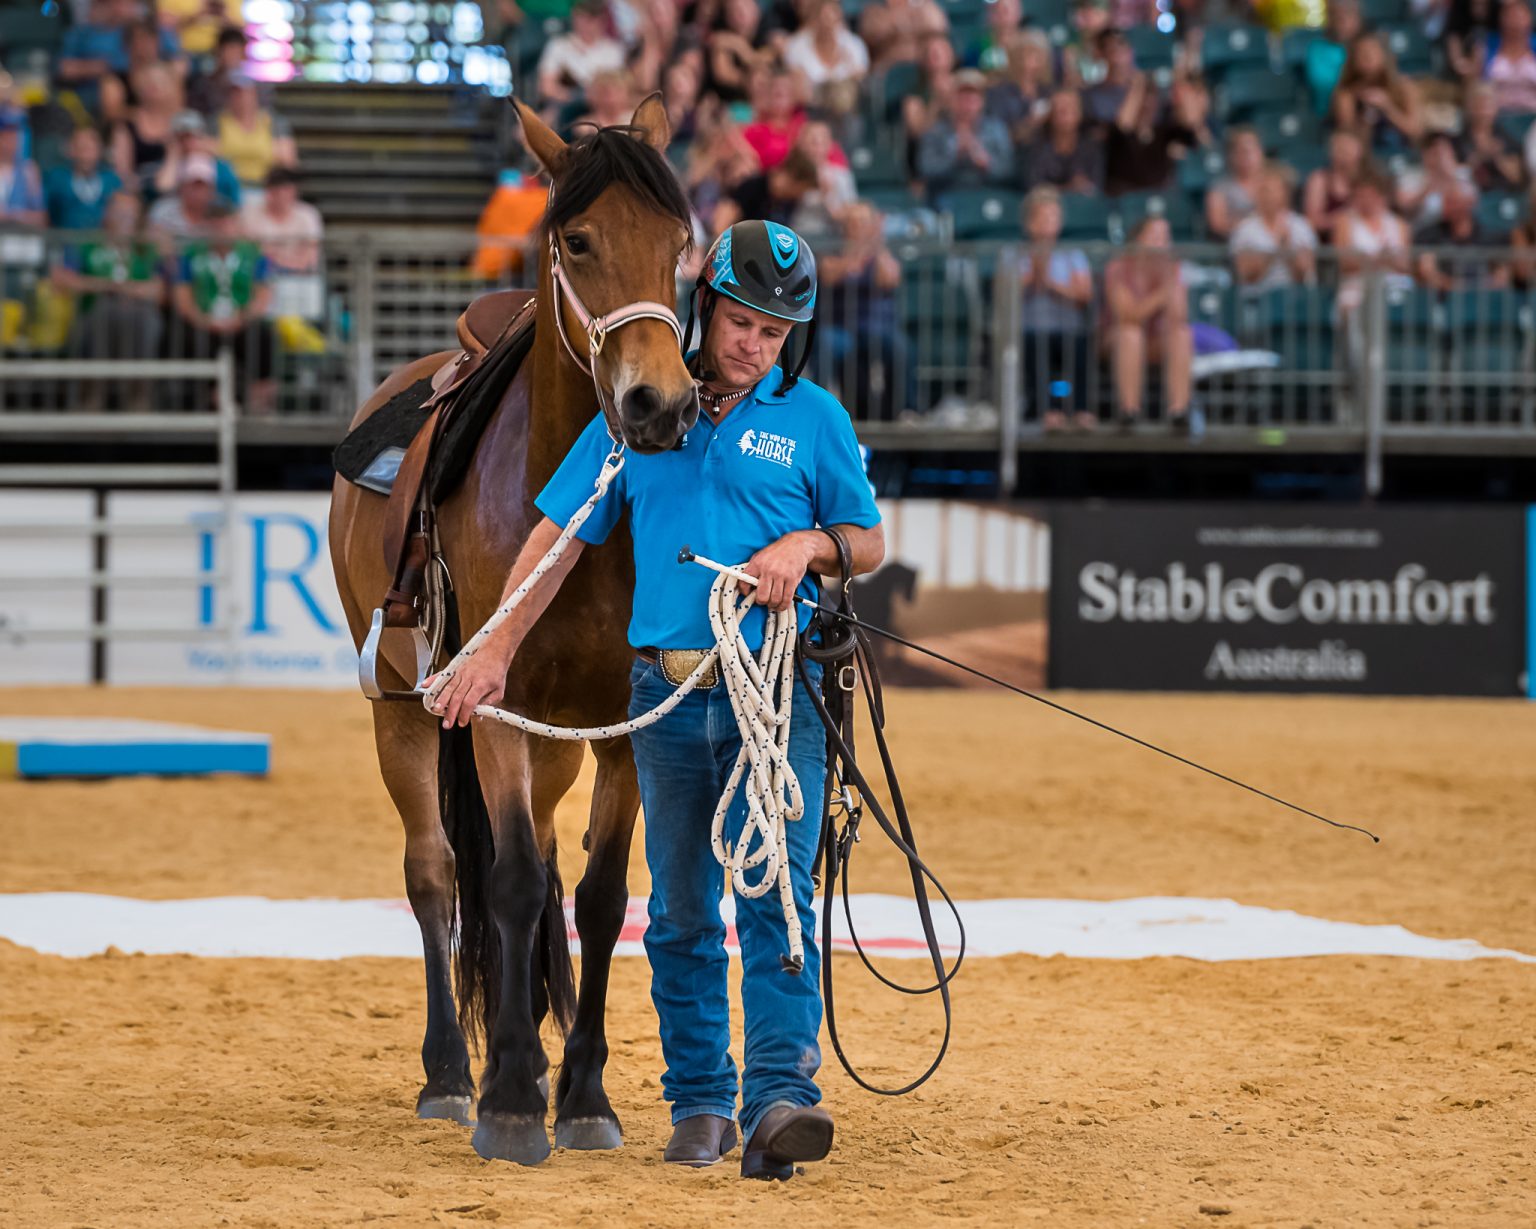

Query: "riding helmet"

xmin=701 ymin=220 xmax=817 ymax=323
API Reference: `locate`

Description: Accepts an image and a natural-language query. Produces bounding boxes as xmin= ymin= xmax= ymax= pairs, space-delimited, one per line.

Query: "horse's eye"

xmin=565 ymin=233 xmax=589 ymax=256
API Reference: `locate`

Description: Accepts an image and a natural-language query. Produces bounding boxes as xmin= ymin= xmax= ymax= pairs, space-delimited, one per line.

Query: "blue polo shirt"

xmin=536 ymin=365 xmax=880 ymax=651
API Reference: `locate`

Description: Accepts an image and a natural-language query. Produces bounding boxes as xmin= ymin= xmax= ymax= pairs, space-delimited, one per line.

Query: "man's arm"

xmin=427 ymin=516 xmax=587 ymax=726
xmin=741 ymin=523 xmax=886 ymax=611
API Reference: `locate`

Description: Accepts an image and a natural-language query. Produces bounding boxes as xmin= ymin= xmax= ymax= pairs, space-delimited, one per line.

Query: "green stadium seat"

xmin=1188 ymin=283 xmax=1238 ymax=332
xmin=1178 ymin=147 xmax=1227 ymax=197
xmin=1020 ymin=0 xmax=1072 ymax=25
xmin=0 ymin=7 xmax=63 ymax=61
xmin=1201 ymin=25 xmax=1272 ymax=78
xmin=1495 ymin=110 xmax=1536 ymax=146
xmin=1222 ymin=68 xmax=1302 ymax=121
xmin=875 ymin=61 xmax=922 ymax=123
xmin=1251 ymin=110 xmax=1324 ymax=151
xmin=1269 ymin=141 xmax=1329 ymax=181
xmin=1360 ymin=0 xmax=1410 ymax=26
xmin=1124 ymin=25 xmax=1176 ymax=73
xmin=939 ymin=0 xmax=992 ymax=20
xmin=1476 ymin=192 xmax=1525 ymax=240
xmin=1263 ymin=285 xmax=1336 ymax=371
xmin=1280 ymin=27 xmax=1327 ymax=74
xmin=1383 ymin=284 xmax=1441 ymax=376
xmin=896 ymin=247 xmax=983 ymax=409
xmin=861 ymin=184 xmax=923 ymax=213
xmin=1116 ymin=189 xmax=1198 ymax=241
xmin=1381 ymin=25 xmax=1433 ymax=76
xmin=848 ymin=143 xmax=910 ymax=189
xmin=944 ymin=187 xmax=1025 ymax=239
xmin=1446 ymin=291 xmax=1528 ymax=385
xmin=1057 ymin=192 xmax=1114 ymax=241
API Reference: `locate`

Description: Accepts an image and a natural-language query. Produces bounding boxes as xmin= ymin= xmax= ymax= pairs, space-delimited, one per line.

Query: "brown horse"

xmin=328 ymin=97 xmax=698 ymax=1165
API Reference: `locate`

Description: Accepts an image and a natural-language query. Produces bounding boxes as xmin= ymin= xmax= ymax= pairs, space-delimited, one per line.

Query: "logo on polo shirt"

xmin=737 ymin=428 xmax=797 ymax=469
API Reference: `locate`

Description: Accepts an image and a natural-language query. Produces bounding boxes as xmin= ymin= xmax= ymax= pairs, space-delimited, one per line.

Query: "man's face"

xmin=951 ymin=86 xmax=983 ymax=124
xmin=1028 ymin=200 xmax=1062 ymax=242
xmin=266 ymin=182 xmax=296 ymax=212
xmin=703 ymin=298 xmax=792 ymax=387
xmin=181 ymin=178 xmax=214 ymax=213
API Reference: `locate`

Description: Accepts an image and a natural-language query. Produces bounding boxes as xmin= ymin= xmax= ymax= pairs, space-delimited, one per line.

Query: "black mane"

xmin=544 ymin=123 xmax=692 ymax=238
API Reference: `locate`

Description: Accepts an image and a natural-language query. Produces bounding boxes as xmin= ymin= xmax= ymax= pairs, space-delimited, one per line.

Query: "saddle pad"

xmin=331 ymin=310 xmax=538 ymax=501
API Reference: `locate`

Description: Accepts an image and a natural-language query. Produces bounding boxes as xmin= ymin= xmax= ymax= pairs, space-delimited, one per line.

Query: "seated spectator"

xmin=1397 ymin=131 xmax=1475 ymax=232
xmin=1206 ymin=126 xmax=1265 ymax=241
xmin=816 ymin=201 xmax=911 ymax=419
xmin=987 ymin=29 xmax=1056 ymax=145
xmin=1304 ymin=128 xmax=1365 ymax=244
xmin=1231 ymin=164 xmax=1318 ymax=295
xmin=147 ymin=152 xmax=222 ymax=244
xmin=902 ymin=32 xmax=958 ymax=146
xmin=662 ymin=59 xmax=706 ymax=145
xmin=1020 ymin=88 xmax=1104 ymax=194
xmin=706 ymin=0 xmax=776 ymax=106
xmin=536 ymin=2 xmax=627 ymax=111
xmin=469 ymin=163 xmax=547 ymax=280
xmin=712 ymin=148 xmax=819 ymax=231
xmin=188 ymin=26 xmax=249 ymax=119
xmin=100 ymin=18 xmax=186 ymax=125
xmin=683 ymin=111 xmax=762 ymax=220
xmin=1416 ymin=183 xmax=1507 ymax=288
xmin=1460 ymin=83 xmax=1525 ymax=191
xmin=111 ymin=63 xmax=183 ymax=197
xmin=1332 ymin=33 xmax=1424 ymax=153
xmin=1447 ymin=0 xmax=1500 ymax=84
xmin=57 ymin=0 xmax=146 ymax=117
xmin=960 ymin=0 xmax=1020 ymax=74
xmin=217 ymin=73 xmax=297 ymax=196
xmin=50 ymin=190 xmax=164 ymax=408
xmin=1103 ymin=216 xmax=1193 ymax=430
xmin=1083 ymin=28 xmax=1137 ymax=132
xmin=1483 ymin=0 xmax=1536 ymax=114
xmin=1306 ymin=0 xmax=1363 ymax=117
xmin=858 ymin=0 xmax=948 ymax=72
xmin=241 ymin=167 xmax=322 ymax=275
xmin=1 ymin=107 xmax=44 ymax=228
xmin=45 ymin=127 xmax=123 ymax=231
xmin=782 ymin=0 xmax=870 ymax=120
xmin=916 ymin=69 xmax=1014 ymax=200
xmin=1507 ymin=182 xmax=1536 ymax=286
xmin=1104 ymin=72 xmax=1201 ymax=197
xmin=577 ymin=69 xmax=636 ymax=128
xmin=742 ymin=68 xmax=806 ymax=170
xmin=788 ymin=119 xmax=857 ymax=236
xmin=172 ymin=199 xmax=276 ymax=413
xmin=1336 ymin=164 xmax=1413 ymax=342
xmin=629 ymin=0 xmax=684 ymax=95
xmin=156 ymin=110 xmax=241 ymax=205
xmin=1016 ymin=187 xmax=1094 ymax=432
xmin=158 ymin=0 xmax=244 ymax=59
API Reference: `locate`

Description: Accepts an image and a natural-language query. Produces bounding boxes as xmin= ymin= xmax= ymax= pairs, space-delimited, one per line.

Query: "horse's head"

xmin=515 ymin=96 xmax=699 ymax=454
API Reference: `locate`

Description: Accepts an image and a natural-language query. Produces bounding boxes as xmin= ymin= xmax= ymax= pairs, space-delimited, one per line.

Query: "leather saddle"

xmin=360 ymin=289 xmax=537 ymax=700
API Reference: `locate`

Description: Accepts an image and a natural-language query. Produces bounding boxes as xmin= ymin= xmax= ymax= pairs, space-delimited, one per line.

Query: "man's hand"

xmin=425 ymin=645 xmax=512 ymax=728
xmin=741 ymin=532 xmax=817 ymax=611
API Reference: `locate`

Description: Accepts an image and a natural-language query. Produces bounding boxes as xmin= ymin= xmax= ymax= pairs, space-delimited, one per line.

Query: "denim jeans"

xmin=627 ymin=655 xmax=827 ymax=1144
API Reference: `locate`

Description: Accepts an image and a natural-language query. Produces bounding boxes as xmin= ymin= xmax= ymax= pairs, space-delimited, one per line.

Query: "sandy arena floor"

xmin=2 ymin=686 xmax=1533 ymax=1228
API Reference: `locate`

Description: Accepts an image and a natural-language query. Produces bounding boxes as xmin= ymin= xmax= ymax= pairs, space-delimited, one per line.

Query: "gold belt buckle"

xmin=659 ymin=648 xmax=719 ymax=688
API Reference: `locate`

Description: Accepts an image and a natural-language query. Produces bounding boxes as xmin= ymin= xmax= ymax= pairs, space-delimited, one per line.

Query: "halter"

xmin=546 ymin=225 xmax=685 ymax=441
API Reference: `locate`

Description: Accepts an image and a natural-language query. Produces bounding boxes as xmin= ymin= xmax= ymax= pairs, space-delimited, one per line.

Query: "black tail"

xmin=537 ymin=852 xmax=576 ymax=1036
xmin=439 ymin=720 xmax=500 ymax=1050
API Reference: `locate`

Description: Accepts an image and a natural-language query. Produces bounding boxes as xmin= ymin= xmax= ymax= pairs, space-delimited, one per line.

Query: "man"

xmin=44 ymin=126 xmax=123 ymax=230
xmin=148 ymin=151 xmax=222 ymax=245
xmin=0 ymin=108 xmax=46 ymax=228
xmin=1415 ymin=183 xmax=1507 ymax=291
xmin=534 ymin=0 xmax=626 ymax=112
xmin=428 ymin=221 xmax=885 ymax=1180
xmin=916 ymin=68 xmax=1015 ymax=202
xmin=713 ymin=148 xmax=819 ymax=233
xmin=154 ymin=110 xmax=242 ymax=206
xmin=1231 ymin=164 xmax=1318 ymax=296
xmin=1017 ymin=187 xmax=1094 ymax=432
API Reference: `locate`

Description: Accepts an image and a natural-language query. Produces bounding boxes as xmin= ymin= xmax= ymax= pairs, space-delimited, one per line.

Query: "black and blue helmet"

xmin=702 ymin=220 xmax=817 ymax=323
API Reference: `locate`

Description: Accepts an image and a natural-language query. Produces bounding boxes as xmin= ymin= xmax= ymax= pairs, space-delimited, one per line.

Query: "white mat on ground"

xmin=0 ymin=893 xmax=1530 ymax=964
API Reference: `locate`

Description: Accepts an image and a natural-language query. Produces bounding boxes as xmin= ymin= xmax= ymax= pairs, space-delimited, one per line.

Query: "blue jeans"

xmin=627 ymin=656 xmax=827 ymax=1144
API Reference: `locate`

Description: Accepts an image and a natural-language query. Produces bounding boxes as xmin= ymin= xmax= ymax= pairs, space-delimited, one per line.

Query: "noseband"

xmin=547 ymin=227 xmax=685 ymax=441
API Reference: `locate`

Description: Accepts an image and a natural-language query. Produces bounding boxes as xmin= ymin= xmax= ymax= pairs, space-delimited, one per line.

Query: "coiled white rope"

xmin=421 ymin=445 xmax=809 ymax=969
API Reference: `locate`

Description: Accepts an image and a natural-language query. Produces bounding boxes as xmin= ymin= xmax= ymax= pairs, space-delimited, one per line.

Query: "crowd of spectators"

xmin=1 ymin=4 xmax=324 ymax=410
xmin=475 ymin=0 xmax=1536 ymax=426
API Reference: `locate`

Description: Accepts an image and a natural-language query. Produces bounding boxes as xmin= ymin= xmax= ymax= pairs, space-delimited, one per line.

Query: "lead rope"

xmin=420 ymin=446 xmax=812 ymax=971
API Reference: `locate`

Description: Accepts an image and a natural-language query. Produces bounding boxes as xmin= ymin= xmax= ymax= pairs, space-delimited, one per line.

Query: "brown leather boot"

xmin=664 ymin=1114 xmax=738 ymax=1167
xmin=740 ymin=1105 xmax=834 ymax=1181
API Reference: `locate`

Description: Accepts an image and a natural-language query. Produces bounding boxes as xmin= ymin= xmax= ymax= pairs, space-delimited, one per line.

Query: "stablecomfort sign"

xmin=1050 ymin=505 xmax=1528 ymax=696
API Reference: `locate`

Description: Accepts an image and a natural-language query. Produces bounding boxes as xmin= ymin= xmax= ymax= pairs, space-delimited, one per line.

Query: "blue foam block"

xmin=0 ymin=718 xmax=270 ymax=779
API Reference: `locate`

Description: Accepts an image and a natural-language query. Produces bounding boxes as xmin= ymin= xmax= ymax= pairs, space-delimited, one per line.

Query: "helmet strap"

xmin=778 ymin=313 xmax=817 ymax=394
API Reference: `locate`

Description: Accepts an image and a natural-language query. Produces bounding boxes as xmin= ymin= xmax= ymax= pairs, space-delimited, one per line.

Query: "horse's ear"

xmin=513 ymin=99 xmax=569 ymax=178
xmin=630 ymin=91 xmax=671 ymax=153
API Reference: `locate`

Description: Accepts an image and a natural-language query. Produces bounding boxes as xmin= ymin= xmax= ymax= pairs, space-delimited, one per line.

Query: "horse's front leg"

xmin=469 ymin=723 xmax=563 ymax=1165
xmin=554 ymin=735 xmax=641 ymax=1150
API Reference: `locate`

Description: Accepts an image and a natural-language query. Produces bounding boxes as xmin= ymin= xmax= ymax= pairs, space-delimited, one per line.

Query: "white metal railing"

xmin=0 ymin=354 xmax=240 ymax=677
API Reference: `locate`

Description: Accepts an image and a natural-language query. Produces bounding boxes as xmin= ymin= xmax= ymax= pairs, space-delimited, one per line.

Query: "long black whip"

xmin=679 ymin=549 xmax=1380 ymax=845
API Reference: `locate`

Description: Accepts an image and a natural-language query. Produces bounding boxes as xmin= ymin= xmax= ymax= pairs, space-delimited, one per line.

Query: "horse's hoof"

xmin=472 ymin=1113 xmax=551 ymax=1166
xmin=417 ymin=1094 xmax=474 ymax=1126
xmin=555 ymin=1116 xmax=623 ymax=1151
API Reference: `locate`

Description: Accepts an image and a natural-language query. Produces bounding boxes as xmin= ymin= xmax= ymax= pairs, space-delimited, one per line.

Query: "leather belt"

xmin=636 ymin=646 xmax=720 ymax=688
